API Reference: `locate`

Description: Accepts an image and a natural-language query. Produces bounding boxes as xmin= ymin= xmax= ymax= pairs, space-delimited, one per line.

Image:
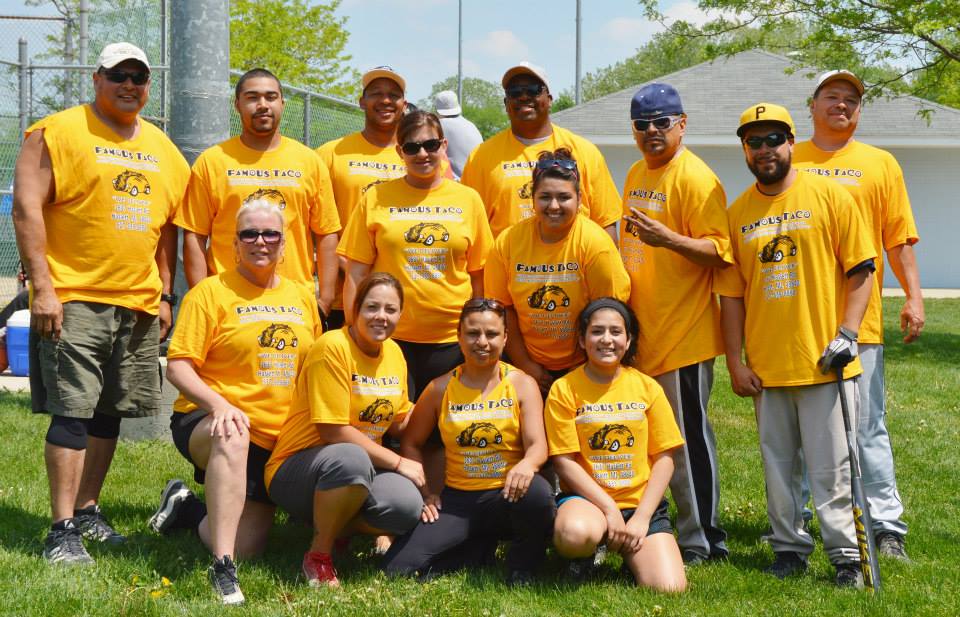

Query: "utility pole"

xmin=457 ymin=0 xmax=463 ymax=104
xmin=575 ymin=0 xmax=582 ymax=105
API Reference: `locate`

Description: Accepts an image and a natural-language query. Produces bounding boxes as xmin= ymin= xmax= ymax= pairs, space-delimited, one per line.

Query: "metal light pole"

xmin=457 ymin=0 xmax=463 ymax=104
xmin=575 ymin=0 xmax=582 ymax=105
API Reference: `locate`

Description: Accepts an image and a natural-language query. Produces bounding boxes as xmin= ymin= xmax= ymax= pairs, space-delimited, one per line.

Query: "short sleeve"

xmin=466 ymin=191 xmax=494 ymax=272
xmin=544 ymin=381 xmax=580 ymax=456
xmin=684 ymin=179 xmax=734 ymax=265
xmin=643 ymin=380 xmax=684 ymax=456
xmin=833 ymin=188 xmax=878 ymax=272
xmin=336 ymin=195 xmax=376 ymax=264
xmin=584 ymin=228 xmax=631 ymax=302
xmin=483 ymin=234 xmax=512 ymax=306
xmin=880 ymin=159 xmax=919 ymax=250
xmin=309 ymin=157 xmax=342 ymax=236
xmin=307 ymin=339 xmax=353 ymax=426
xmin=167 ymin=283 xmax=218 ymax=366
xmin=582 ymin=144 xmax=622 ymax=228
xmin=174 ymin=157 xmax=216 ymax=235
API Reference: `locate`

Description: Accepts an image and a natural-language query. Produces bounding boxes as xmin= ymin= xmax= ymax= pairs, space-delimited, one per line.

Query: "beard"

xmin=747 ymin=154 xmax=791 ymax=186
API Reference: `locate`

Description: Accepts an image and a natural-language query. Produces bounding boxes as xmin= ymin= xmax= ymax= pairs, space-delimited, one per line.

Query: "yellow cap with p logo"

xmin=737 ymin=103 xmax=796 ymax=138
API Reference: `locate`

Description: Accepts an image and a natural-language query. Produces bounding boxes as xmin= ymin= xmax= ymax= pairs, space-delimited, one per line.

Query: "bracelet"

xmin=394 ymin=456 xmax=403 ymax=471
xmin=839 ymin=325 xmax=858 ymax=341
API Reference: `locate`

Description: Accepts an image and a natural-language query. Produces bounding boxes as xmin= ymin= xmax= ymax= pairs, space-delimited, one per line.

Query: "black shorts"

xmin=555 ymin=495 xmax=673 ymax=536
xmin=169 ymin=410 xmax=273 ymax=504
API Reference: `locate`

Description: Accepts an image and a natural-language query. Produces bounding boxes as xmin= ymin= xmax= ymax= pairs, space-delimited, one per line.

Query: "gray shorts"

xmin=269 ymin=442 xmax=423 ymax=536
xmin=31 ymin=301 xmax=161 ymax=419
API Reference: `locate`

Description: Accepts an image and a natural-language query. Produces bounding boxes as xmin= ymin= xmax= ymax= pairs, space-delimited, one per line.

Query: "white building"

xmin=553 ymin=50 xmax=960 ymax=288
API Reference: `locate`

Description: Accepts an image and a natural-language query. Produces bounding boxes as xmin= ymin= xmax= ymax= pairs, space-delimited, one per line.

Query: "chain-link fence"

xmin=0 ymin=7 xmax=363 ymax=308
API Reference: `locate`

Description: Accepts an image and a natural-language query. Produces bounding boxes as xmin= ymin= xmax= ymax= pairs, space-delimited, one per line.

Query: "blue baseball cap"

xmin=631 ymin=83 xmax=684 ymax=119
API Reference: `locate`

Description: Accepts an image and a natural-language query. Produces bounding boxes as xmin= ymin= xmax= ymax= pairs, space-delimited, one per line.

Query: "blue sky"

xmin=0 ymin=0 xmax=714 ymax=101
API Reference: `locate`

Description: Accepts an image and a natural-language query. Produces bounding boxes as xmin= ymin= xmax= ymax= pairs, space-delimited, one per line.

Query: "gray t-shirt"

xmin=439 ymin=114 xmax=484 ymax=179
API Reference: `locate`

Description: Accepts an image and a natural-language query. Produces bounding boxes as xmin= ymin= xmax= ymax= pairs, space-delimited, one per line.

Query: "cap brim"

xmin=99 ymin=55 xmax=149 ymax=70
xmin=816 ymin=73 xmax=865 ymax=96
xmin=501 ymin=66 xmax=549 ymax=92
xmin=362 ymin=70 xmax=406 ymax=93
xmin=436 ymin=105 xmax=461 ymax=116
xmin=737 ymin=120 xmax=794 ymax=138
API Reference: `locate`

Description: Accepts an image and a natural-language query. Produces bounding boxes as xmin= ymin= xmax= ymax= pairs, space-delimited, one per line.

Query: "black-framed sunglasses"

xmin=505 ymin=84 xmax=546 ymax=99
xmin=100 ymin=68 xmax=150 ymax=86
xmin=744 ymin=132 xmax=789 ymax=150
xmin=535 ymin=158 xmax=578 ymax=173
xmin=632 ymin=115 xmax=682 ymax=132
xmin=237 ymin=229 xmax=283 ymax=244
xmin=400 ymin=139 xmax=443 ymax=155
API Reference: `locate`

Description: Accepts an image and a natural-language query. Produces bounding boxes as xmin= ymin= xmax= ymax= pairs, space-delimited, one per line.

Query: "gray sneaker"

xmin=208 ymin=556 xmax=245 ymax=605
xmin=43 ymin=519 xmax=95 ymax=566
xmin=148 ymin=479 xmax=193 ymax=534
xmin=74 ymin=505 xmax=126 ymax=544
xmin=876 ymin=532 xmax=910 ymax=561
xmin=835 ymin=562 xmax=865 ymax=588
xmin=764 ymin=551 xmax=808 ymax=579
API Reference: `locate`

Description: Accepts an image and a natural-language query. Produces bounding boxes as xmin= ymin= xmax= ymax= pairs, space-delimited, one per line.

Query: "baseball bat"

xmin=836 ymin=367 xmax=881 ymax=592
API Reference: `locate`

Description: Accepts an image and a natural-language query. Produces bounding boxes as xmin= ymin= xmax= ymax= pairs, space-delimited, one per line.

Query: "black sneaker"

xmin=148 ymin=479 xmax=193 ymax=534
xmin=74 ymin=505 xmax=126 ymax=544
xmin=682 ymin=549 xmax=708 ymax=566
xmin=764 ymin=551 xmax=808 ymax=579
xmin=835 ymin=562 xmax=865 ymax=588
xmin=43 ymin=519 xmax=95 ymax=566
xmin=876 ymin=532 xmax=910 ymax=561
xmin=507 ymin=569 xmax=535 ymax=587
xmin=208 ymin=556 xmax=245 ymax=605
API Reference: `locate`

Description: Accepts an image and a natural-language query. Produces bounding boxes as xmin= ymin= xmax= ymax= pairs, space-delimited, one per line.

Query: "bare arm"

xmin=603 ymin=223 xmax=618 ymax=245
xmin=12 ymin=130 xmax=61 ymax=339
xmin=155 ymin=222 xmax=178 ymax=341
xmin=342 ymin=260 xmax=372 ymax=326
xmin=182 ymin=230 xmax=210 ymax=288
xmin=553 ymin=453 xmax=631 ymax=552
xmin=314 ymin=232 xmax=339 ymax=317
xmin=469 ymin=269 xmax=484 ymax=298
xmin=166 ymin=357 xmax=249 ymax=438
xmin=841 ymin=268 xmax=873 ymax=334
xmin=623 ymin=208 xmax=728 ymax=268
xmin=886 ymin=244 xmax=924 ymax=343
xmin=623 ymin=450 xmax=675 ymax=551
xmin=502 ymin=372 xmax=547 ymax=502
xmin=720 ymin=295 xmax=762 ymax=397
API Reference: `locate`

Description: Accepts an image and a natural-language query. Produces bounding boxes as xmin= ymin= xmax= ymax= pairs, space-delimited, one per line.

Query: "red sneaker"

xmin=302 ymin=551 xmax=340 ymax=588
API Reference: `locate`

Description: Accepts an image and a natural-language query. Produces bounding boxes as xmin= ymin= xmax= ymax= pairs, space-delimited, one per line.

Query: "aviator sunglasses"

xmin=237 ymin=229 xmax=283 ymax=244
xmin=505 ymin=84 xmax=546 ymax=99
xmin=534 ymin=158 xmax=578 ymax=173
xmin=744 ymin=132 xmax=789 ymax=150
xmin=400 ymin=139 xmax=443 ymax=155
xmin=100 ymin=69 xmax=150 ymax=86
xmin=632 ymin=115 xmax=683 ymax=132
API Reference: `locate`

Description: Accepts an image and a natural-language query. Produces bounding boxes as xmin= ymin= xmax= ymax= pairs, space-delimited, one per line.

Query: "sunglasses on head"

xmin=237 ymin=229 xmax=283 ymax=244
xmin=100 ymin=68 xmax=150 ymax=85
xmin=400 ymin=139 xmax=443 ymax=155
xmin=462 ymin=297 xmax=505 ymax=313
xmin=744 ymin=132 xmax=789 ymax=150
xmin=534 ymin=158 xmax=578 ymax=173
xmin=632 ymin=115 xmax=682 ymax=132
xmin=505 ymin=84 xmax=546 ymax=99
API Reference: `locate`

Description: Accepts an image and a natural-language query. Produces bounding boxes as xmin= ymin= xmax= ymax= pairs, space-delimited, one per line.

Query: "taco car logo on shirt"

xmin=404 ymin=222 xmax=450 ymax=246
xmin=758 ymin=234 xmax=798 ymax=263
xmin=517 ymin=181 xmax=534 ymax=199
xmin=456 ymin=422 xmax=503 ymax=448
xmin=588 ymin=424 xmax=635 ymax=452
xmin=243 ymin=188 xmax=287 ymax=210
xmin=358 ymin=398 xmax=394 ymax=424
xmin=112 ymin=170 xmax=151 ymax=196
xmin=257 ymin=323 xmax=299 ymax=350
xmin=527 ymin=285 xmax=570 ymax=312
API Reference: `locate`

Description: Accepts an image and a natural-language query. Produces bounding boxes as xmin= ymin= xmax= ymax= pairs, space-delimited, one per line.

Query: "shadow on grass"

xmin=0 ymin=501 xmax=47 ymax=557
xmin=883 ymin=330 xmax=960 ymax=365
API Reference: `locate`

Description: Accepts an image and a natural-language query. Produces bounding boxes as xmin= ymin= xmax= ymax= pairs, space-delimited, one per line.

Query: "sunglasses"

xmin=400 ymin=139 xmax=443 ymax=155
xmin=535 ymin=158 xmax=578 ymax=173
xmin=100 ymin=69 xmax=150 ymax=85
xmin=632 ymin=115 xmax=682 ymax=132
xmin=462 ymin=297 xmax=506 ymax=313
xmin=744 ymin=132 xmax=789 ymax=150
xmin=505 ymin=84 xmax=546 ymax=99
xmin=237 ymin=229 xmax=283 ymax=244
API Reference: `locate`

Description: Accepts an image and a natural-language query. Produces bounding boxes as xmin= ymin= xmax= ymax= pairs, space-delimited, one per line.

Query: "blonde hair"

xmin=236 ymin=198 xmax=284 ymax=231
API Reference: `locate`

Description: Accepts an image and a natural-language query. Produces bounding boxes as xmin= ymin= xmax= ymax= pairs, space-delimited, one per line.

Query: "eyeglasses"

xmin=237 ymin=229 xmax=283 ymax=244
xmin=400 ymin=139 xmax=443 ymax=155
xmin=461 ymin=297 xmax=506 ymax=315
xmin=100 ymin=69 xmax=150 ymax=85
xmin=534 ymin=158 xmax=579 ymax=173
xmin=632 ymin=115 xmax=682 ymax=132
xmin=743 ymin=132 xmax=789 ymax=150
xmin=505 ymin=84 xmax=546 ymax=99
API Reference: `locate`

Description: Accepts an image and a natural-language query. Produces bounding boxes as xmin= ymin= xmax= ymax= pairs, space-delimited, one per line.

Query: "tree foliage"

xmin=231 ymin=0 xmax=359 ymax=98
xmin=418 ymin=76 xmax=509 ymax=139
xmin=637 ymin=0 xmax=960 ymax=102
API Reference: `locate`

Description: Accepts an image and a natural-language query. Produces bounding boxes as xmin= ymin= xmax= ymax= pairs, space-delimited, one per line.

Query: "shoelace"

xmin=61 ymin=528 xmax=87 ymax=555
xmin=213 ymin=560 xmax=240 ymax=591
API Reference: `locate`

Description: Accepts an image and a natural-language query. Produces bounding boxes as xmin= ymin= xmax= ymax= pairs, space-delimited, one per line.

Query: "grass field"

xmin=0 ymin=298 xmax=957 ymax=616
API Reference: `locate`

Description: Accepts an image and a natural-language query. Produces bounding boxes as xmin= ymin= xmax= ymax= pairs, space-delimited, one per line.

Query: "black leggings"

xmin=382 ymin=474 xmax=556 ymax=578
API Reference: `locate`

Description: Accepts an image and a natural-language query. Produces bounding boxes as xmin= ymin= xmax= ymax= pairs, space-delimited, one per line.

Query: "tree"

xmin=231 ymin=0 xmax=359 ymax=98
xmin=419 ymin=76 xmax=509 ymax=139
xmin=637 ymin=0 xmax=960 ymax=99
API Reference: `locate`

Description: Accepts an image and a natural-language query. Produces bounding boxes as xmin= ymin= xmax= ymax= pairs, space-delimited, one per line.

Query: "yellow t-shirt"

xmin=438 ymin=362 xmax=525 ymax=491
xmin=545 ymin=365 xmax=684 ymax=510
xmin=793 ymin=140 xmax=919 ymax=344
xmin=484 ymin=216 xmax=631 ymax=370
xmin=315 ymin=132 xmax=407 ymax=228
xmin=167 ymin=270 xmax=321 ymax=450
xmin=264 ymin=326 xmax=412 ymax=489
xmin=620 ymin=149 xmax=733 ymax=376
xmin=460 ymin=124 xmax=621 ymax=237
xmin=27 ymin=105 xmax=189 ymax=314
xmin=337 ymin=178 xmax=493 ymax=343
xmin=175 ymin=136 xmax=341 ymax=290
xmin=714 ymin=172 xmax=877 ymax=387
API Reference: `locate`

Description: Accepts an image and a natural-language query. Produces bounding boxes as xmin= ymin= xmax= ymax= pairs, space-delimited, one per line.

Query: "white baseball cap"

xmin=96 ymin=42 xmax=150 ymax=71
xmin=362 ymin=65 xmax=406 ymax=94
xmin=501 ymin=61 xmax=550 ymax=93
xmin=434 ymin=90 xmax=461 ymax=116
xmin=815 ymin=70 xmax=864 ymax=96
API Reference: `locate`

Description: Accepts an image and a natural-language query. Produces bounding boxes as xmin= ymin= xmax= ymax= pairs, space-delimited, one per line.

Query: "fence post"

xmin=18 ymin=39 xmax=28 ymax=142
xmin=303 ymin=93 xmax=312 ymax=147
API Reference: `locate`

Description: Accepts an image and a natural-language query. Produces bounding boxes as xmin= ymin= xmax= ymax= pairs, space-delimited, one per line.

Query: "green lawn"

xmin=0 ymin=298 xmax=957 ymax=616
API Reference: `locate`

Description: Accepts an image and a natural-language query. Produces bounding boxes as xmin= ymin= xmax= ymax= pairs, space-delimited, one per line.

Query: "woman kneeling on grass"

xmin=263 ymin=272 xmax=425 ymax=588
xmin=149 ymin=199 xmax=322 ymax=605
xmin=383 ymin=298 xmax=555 ymax=585
xmin=546 ymin=298 xmax=687 ymax=592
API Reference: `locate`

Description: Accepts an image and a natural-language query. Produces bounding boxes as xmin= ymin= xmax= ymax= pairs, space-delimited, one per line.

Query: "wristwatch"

xmin=160 ymin=293 xmax=178 ymax=306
